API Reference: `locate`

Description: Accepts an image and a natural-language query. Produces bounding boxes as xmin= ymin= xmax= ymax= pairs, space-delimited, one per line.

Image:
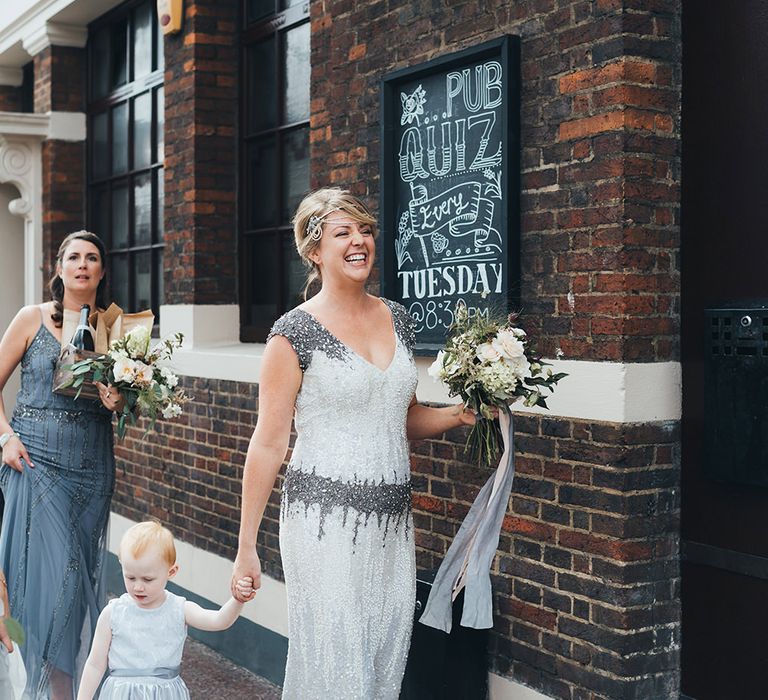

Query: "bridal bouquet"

xmin=428 ymin=303 xmax=566 ymax=468
xmin=60 ymin=327 xmax=190 ymax=439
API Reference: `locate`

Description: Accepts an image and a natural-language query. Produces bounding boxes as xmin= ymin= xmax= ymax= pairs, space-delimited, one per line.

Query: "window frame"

xmin=86 ymin=0 xmax=165 ymax=323
xmin=239 ymin=1 xmax=311 ymax=342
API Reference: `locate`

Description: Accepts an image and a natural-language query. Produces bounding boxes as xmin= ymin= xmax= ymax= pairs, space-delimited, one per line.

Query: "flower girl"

xmin=77 ymin=521 xmax=254 ymax=700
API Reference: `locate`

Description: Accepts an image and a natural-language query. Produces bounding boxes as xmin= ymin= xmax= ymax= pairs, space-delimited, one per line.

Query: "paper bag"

xmin=53 ymin=304 xmax=155 ymax=400
xmin=60 ymin=304 xmax=154 ymax=354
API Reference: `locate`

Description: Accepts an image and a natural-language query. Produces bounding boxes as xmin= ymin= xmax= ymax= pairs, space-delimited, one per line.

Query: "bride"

xmin=231 ymin=188 xmax=477 ymax=698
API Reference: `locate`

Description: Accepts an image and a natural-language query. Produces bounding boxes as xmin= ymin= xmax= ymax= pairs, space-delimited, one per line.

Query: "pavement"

xmin=181 ymin=636 xmax=281 ymax=699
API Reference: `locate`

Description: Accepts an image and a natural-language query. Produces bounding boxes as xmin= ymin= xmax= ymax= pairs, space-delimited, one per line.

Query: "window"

xmin=87 ymin=0 xmax=165 ymax=320
xmin=240 ymin=0 xmax=310 ymax=341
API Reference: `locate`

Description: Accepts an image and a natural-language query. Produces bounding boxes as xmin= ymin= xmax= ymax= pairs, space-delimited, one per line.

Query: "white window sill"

xmin=160 ymin=305 xmax=682 ymax=422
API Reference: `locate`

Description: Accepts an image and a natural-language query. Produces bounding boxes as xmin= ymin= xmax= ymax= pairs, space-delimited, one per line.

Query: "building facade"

xmin=0 ymin=1 xmax=764 ymax=699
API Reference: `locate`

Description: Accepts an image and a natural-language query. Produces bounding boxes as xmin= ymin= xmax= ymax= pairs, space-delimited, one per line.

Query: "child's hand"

xmin=235 ymin=577 xmax=255 ymax=601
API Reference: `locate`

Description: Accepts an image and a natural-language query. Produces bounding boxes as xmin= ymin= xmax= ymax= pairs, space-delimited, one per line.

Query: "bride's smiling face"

xmin=310 ymin=212 xmax=375 ymax=286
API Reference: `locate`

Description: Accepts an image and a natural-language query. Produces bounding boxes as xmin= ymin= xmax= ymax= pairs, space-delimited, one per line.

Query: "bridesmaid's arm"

xmin=231 ymin=335 xmax=302 ymax=600
xmin=0 ymin=306 xmax=40 ymax=471
xmin=406 ymin=396 xmax=477 ymax=441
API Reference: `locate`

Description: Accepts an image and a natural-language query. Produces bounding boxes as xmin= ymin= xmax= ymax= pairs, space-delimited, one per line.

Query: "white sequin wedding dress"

xmin=269 ymin=298 xmax=418 ymax=700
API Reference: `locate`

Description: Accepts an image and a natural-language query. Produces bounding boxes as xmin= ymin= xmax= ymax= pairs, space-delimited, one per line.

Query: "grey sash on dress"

xmin=419 ymin=406 xmax=515 ymax=632
xmin=109 ymin=667 xmax=180 ymax=679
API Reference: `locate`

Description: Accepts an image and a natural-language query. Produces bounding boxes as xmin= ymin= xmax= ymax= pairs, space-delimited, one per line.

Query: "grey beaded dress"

xmin=0 ymin=316 xmax=115 ymax=697
xmin=269 ymin=299 xmax=418 ymax=700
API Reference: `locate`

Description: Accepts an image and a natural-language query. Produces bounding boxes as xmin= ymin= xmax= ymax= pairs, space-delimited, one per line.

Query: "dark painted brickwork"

xmin=162 ymin=0 xmax=238 ymax=305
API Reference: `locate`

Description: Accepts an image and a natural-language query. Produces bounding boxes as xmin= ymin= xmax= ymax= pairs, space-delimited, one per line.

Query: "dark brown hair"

xmin=48 ymin=230 xmax=109 ymax=328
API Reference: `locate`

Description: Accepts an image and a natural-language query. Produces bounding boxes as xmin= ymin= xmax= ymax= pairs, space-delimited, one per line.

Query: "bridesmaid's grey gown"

xmin=0 ymin=318 xmax=114 ymax=697
xmin=270 ymin=299 xmax=418 ymax=700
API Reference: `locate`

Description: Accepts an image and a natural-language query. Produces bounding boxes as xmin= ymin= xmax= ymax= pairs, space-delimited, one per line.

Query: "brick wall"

xmin=34 ymin=46 xmax=85 ymax=113
xmin=311 ymin=0 xmax=682 ymax=364
xmin=34 ymin=45 xmax=87 ymax=282
xmin=413 ymin=415 xmax=680 ymax=699
xmin=41 ymin=140 xmax=86 ymax=277
xmin=112 ymin=377 xmax=285 ymax=580
xmin=162 ymin=0 xmax=238 ymax=305
xmin=114 ymin=378 xmax=681 ymax=699
xmin=113 ymin=1 xmax=684 ymax=698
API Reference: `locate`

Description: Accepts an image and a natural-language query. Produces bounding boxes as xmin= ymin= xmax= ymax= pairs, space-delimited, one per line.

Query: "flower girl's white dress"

xmin=99 ymin=592 xmax=190 ymax=699
xmin=0 ymin=596 xmax=26 ymax=700
xmin=269 ymin=299 xmax=418 ymax=699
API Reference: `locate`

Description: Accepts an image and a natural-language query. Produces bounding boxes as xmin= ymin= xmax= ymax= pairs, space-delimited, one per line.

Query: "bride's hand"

xmin=231 ymin=549 xmax=261 ymax=601
xmin=453 ymin=404 xmax=499 ymax=427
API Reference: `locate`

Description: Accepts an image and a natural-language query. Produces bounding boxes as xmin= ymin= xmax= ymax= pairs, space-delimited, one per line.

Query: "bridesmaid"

xmin=0 ymin=231 xmax=122 ymax=699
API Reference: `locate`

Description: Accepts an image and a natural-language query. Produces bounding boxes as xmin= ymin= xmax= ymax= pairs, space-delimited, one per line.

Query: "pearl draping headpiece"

xmin=306 ymin=208 xmax=341 ymax=241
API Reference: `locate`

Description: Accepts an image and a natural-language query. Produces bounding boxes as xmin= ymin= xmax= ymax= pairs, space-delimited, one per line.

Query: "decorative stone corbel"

xmin=0 ymin=116 xmax=47 ymax=305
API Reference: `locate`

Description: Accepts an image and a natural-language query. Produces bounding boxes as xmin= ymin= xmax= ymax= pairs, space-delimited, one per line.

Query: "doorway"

xmin=681 ymin=2 xmax=768 ymax=698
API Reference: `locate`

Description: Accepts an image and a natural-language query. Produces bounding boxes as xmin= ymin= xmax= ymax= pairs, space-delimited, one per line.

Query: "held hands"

xmin=234 ymin=576 xmax=255 ymax=601
xmin=231 ymin=549 xmax=261 ymax=602
xmin=1 ymin=434 xmax=33 ymax=472
xmin=94 ymin=381 xmax=124 ymax=413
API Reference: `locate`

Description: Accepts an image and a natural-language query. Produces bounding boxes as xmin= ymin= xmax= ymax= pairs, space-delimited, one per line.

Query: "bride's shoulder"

xmin=380 ymin=298 xmax=416 ymax=351
xmin=266 ymin=307 xmax=316 ymax=371
xmin=268 ymin=307 xmax=308 ymax=340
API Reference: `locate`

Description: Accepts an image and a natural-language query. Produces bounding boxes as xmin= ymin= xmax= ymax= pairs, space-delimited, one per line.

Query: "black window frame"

xmin=86 ymin=0 xmax=165 ymax=324
xmin=239 ymin=0 xmax=311 ymax=342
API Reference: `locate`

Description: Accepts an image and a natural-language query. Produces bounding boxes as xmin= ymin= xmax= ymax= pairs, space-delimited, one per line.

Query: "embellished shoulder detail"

xmin=21 ymin=323 xmax=59 ymax=369
xmin=382 ymin=299 xmax=416 ymax=355
xmin=267 ymin=308 xmax=350 ymax=371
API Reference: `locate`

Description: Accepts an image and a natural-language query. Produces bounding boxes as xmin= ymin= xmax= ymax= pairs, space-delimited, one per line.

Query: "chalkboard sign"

xmin=380 ymin=36 xmax=520 ymax=351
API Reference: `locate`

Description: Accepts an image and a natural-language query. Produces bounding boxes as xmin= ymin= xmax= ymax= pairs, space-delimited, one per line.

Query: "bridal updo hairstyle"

xmin=292 ymin=188 xmax=378 ymax=298
xmin=48 ymin=230 xmax=109 ymax=328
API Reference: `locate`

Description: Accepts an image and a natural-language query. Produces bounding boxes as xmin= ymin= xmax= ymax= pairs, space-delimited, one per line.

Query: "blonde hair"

xmin=292 ymin=188 xmax=378 ymax=298
xmin=119 ymin=520 xmax=177 ymax=568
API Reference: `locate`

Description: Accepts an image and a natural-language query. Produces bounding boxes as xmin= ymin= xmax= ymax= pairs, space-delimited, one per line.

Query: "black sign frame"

xmin=380 ymin=35 xmax=521 ymax=353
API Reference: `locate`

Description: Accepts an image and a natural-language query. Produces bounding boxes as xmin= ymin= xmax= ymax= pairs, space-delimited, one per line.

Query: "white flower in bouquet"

xmin=162 ymin=403 xmax=183 ymax=419
xmin=428 ymin=350 xmax=463 ymax=381
xmin=477 ymin=358 xmax=528 ymax=401
xmin=476 ymin=342 xmax=502 ymax=363
xmin=491 ymin=329 xmax=526 ymax=360
xmin=124 ymin=326 xmax=151 ymax=359
xmin=112 ymin=356 xmax=137 ymax=383
xmin=134 ymin=361 xmax=154 ymax=387
xmin=428 ymin=351 xmax=446 ymax=380
xmin=160 ymin=366 xmax=178 ymax=388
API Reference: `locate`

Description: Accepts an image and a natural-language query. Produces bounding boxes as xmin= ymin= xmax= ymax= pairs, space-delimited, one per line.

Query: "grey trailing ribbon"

xmin=419 ymin=405 xmax=515 ymax=632
xmin=109 ymin=667 xmax=180 ymax=679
